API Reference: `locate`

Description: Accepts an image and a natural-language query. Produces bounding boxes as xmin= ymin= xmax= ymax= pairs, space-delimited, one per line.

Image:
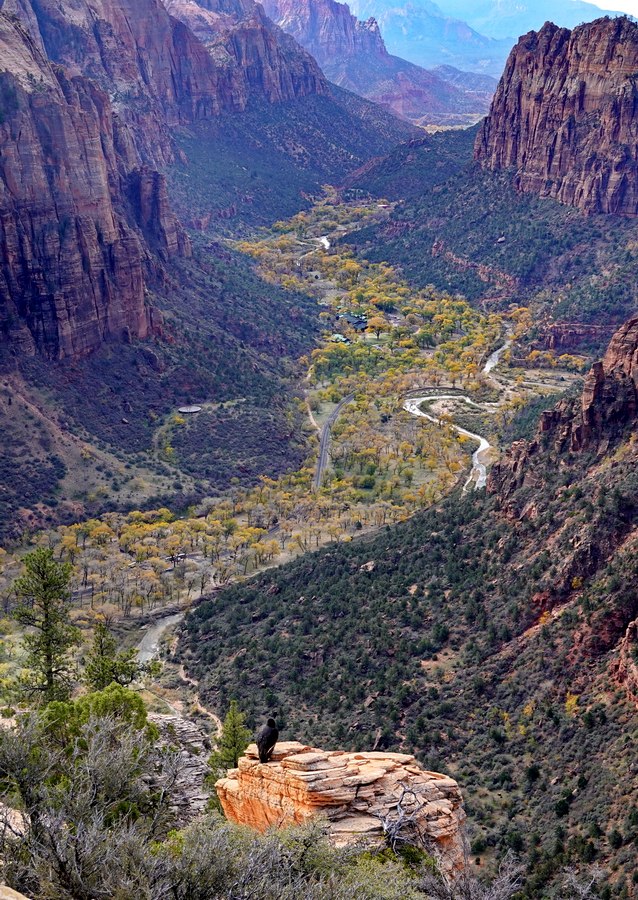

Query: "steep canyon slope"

xmin=346 ymin=18 xmax=638 ymax=331
xmin=262 ymin=0 xmax=496 ymax=124
xmin=0 ymin=0 xmax=409 ymax=361
xmin=181 ymin=315 xmax=638 ymax=896
xmin=0 ymin=0 xmax=412 ymax=533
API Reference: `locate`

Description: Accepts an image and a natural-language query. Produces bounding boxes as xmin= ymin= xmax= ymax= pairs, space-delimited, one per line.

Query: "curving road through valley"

xmin=403 ymin=339 xmax=511 ymax=492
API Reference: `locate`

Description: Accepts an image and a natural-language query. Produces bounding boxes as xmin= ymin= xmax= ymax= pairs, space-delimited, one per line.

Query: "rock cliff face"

xmin=262 ymin=0 xmax=494 ymax=125
xmin=216 ymin=741 xmax=466 ymax=875
xmin=163 ymin=0 xmax=328 ymax=107
xmin=0 ymin=14 xmax=164 ymax=358
xmin=475 ymin=17 xmax=638 ymax=216
xmin=489 ymin=315 xmax=638 ymax=501
xmin=0 ymin=0 xmax=330 ymax=358
xmin=4 ymin=0 xmax=230 ymax=165
xmin=262 ymin=0 xmax=385 ymax=65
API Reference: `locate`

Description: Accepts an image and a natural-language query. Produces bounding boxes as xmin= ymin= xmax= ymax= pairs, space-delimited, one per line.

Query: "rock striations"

xmin=0 ymin=0 xmax=330 ymax=359
xmin=476 ymin=16 xmax=638 ymax=216
xmin=0 ymin=14 xmax=158 ymax=358
xmin=216 ymin=741 xmax=466 ymax=875
xmin=262 ymin=0 xmax=387 ymax=65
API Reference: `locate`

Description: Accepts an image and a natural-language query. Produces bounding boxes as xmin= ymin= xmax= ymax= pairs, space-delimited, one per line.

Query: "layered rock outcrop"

xmin=216 ymin=741 xmax=466 ymax=875
xmin=476 ymin=17 xmax=638 ymax=216
xmin=489 ymin=314 xmax=638 ymax=500
xmin=4 ymin=0 xmax=230 ymax=165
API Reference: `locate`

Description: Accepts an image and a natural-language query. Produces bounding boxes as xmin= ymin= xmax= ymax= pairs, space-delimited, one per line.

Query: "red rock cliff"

xmin=164 ymin=0 xmax=328 ymax=105
xmin=0 ymin=0 xmax=328 ymax=359
xmin=261 ymin=0 xmax=386 ymax=67
xmin=0 ymin=14 xmax=172 ymax=358
xmin=262 ymin=0 xmax=493 ymax=125
xmin=475 ymin=17 xmax=638 ymax=216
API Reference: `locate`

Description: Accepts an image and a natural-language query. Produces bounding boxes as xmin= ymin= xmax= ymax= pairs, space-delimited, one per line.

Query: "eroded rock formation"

xmin=216 ymin=741 xmax=466 ymax=875
xmin=262 ymin=0 xmax=386 ymax=65
xmin=489 ymin=314 xmax=638 ymax=501
xmin=476 ymin=17 xmax=638 ymax=215
xmin=0 ymin=0 xmax=331 ymax=359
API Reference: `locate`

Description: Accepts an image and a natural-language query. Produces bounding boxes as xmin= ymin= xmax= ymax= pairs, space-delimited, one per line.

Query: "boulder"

xmin=216 ymin=742 xmax=466 ymax=876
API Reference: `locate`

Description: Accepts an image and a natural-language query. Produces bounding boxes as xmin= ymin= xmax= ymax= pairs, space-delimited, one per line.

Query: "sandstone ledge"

xmin=216 ymin=741 xmax=465 ymax=875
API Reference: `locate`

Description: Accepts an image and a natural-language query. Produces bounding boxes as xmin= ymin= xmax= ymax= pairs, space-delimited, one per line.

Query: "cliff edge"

xmin=216 ymin=741 xmax=466 ymax=875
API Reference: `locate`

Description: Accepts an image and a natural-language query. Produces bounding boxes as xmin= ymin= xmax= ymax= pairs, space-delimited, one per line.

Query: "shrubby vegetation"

xmin=348 ymin=149 xmax=638 ymax=332
xmin=0 ymin=687 xmax=525 ymax=900
xmin=168 ymin=92 xmax=415 ymax=233
xmin=181 ymin=402 xmax=638 ymax=895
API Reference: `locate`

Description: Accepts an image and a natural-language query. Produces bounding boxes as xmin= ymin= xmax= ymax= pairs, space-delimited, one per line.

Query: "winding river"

xmin=403 ymin=338 xmax=511 ymax=492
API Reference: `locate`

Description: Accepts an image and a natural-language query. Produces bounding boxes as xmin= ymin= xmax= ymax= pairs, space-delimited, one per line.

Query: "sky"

xmin=595 ymin=0 xmax=638 ymax=13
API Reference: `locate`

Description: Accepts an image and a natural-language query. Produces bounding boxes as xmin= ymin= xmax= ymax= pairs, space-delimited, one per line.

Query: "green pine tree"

xmin=207 ymin=700 xmax=251 ymax=812
xmin=13 ymin=548 xmax=80 ymax=702
xmin=84 ymin=621 xmax=141 ymax=691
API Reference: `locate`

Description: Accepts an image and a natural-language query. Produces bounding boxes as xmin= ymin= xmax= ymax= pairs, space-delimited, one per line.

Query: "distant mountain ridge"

xmin=347 ymin=0 xmax=512 ymax=75
xmin=346 ymin=0 xmax=624 ymax=75
xmin=262 ymin=0 xmax=497 ymax=124
xmin=438 ymin=0 xmax=624 ymax=40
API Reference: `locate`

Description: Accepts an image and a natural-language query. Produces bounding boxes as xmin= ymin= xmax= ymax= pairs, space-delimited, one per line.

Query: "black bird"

xmin=256 ymin=717 xmax=279 ymax=763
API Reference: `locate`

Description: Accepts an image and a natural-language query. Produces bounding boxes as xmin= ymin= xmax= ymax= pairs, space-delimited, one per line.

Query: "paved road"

xmin=403 ymin=338 xmax=511 ymax=492
xmin=313 ymin=392 xmax=355 ymax=491
xmin=403 ymin=395 xmax=491 ymax=492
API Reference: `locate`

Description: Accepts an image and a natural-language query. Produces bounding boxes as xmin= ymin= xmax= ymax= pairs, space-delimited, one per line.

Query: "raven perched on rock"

xmin=256 ymin=717 xmax=278 ymax=763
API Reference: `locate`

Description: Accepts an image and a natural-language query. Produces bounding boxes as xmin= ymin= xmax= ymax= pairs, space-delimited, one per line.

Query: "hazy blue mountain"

xmin=348 ymin=0 xmax=625 ymax=74
xmin=347 ymin=0 xmax=511 ymax=74
xmin=426 ymin=0 xmax=624 ymax=40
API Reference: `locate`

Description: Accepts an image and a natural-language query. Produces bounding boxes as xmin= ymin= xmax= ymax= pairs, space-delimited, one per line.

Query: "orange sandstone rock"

xmin=216 ymin=741 xmax=466 ymax=876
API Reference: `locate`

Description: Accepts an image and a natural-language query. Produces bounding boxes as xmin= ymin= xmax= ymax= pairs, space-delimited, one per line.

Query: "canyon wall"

xmin=476 ymin=17 xmax=638 ymax=215
xmin=0 ymin=14 xmax=159 ymax=358
xmin=261 ymin=0 xmax=386 ymax=67
xmin=165 ymin=0 xmax=328 ymax=106
xmin=0 ymin=0 xmax=329 ymax=358
xmin=489 ymin=314 xmax=638 ymax=501
xmin=262 ymin=0 xmax=494 ymax=124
